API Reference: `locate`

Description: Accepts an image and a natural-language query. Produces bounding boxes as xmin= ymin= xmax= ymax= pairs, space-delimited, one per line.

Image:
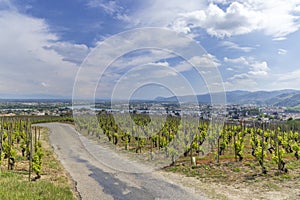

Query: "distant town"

xmin=0 ymin=99 xmax=71 ymax=117
xmin=1 ymin=99 xmax=300 ymax=122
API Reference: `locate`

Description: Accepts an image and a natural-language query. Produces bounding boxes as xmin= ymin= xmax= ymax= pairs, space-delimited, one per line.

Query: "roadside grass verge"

xmin=0 ymin=171 xmax=74 ymax=200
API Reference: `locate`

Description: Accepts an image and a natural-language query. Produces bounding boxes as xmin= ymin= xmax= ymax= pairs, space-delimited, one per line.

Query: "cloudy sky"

xmin=1 ymin=0 xmax=300 ymax=99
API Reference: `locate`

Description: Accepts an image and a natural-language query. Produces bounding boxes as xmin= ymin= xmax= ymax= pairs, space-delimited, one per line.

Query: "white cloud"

xmin=224 ymin=56 xmax=270 ymax=76
xmin=248 ymin=70 xmax=267 ymax=76
xmin=170 ymin=18 xmax=192 ymax=34
xmin=272 ymin=37 xmax=287 ymax=41
xmin=278 ymin=48 xmax=288 ymax=55
xmin=44 ymin=42 xmax=90 ymax=65
xmin=41 ymin=82 xmax=49 ymax=87
xmin=153 ymin=61 xmax=170 ymax=67
xmin=249 ymin=61 xmax=269 ymax=76
xmin=190 ymin=53 xmax=221 ymax=67
xmin=173 ymin=53 xmax=220 ymax=74
xmin=176 ymin=2 xmax=259 ymax=38
xmin=144 ymin=0 xmax=300 ymax=38
xmin=224 ymin=77 xmax=258 ymax=91
xmin=173 ymin=62 xmax=193 ymax=73
xmin=88 ymin=0 xmax=119 ymax=15
xmin=87 ymin=0 xmax=130 ymax=22
xmin=131 ymin=0 xmax=207 ymax=27
xmin=220 ymin=41 xmax=253 ymax=52
xmin=224 ymin=56 xmax=249 ymax=65
xmin=111 ymin=49 xmax=175 ymax=71
xmin=272 ymin=69 xmax=300 ymax=90
xmin=277 ymin=69 xmax=300 ymax=82
xmin=0 ymin=10 xmax=80 ymax=97
xmin=228 ymin=73 xmax=250 ymax=80
xmin=224 ymin=56 xmax=270 ymax=90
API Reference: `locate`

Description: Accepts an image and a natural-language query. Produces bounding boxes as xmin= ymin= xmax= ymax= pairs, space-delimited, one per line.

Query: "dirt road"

xmin=40 ymin=123 xmax=208 ymax=200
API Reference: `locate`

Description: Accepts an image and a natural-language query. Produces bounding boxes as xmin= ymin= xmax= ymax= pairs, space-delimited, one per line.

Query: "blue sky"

xmin=1 ymin=0 xmax=300 ymax=99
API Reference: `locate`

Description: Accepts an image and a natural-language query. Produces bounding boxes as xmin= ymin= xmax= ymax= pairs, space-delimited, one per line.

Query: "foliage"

xmin=73 ymin=113 xmax=300 ymax=175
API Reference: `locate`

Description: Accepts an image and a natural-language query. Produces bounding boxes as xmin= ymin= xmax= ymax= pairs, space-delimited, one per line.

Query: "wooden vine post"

xmin=234 ymin=126 xmax=237 ymax=162
xmin=261 ymin=122 xmax=265 ymax=174
xmin=28 ymin=120 xmax=33 ymax=182
xmin=0 ymin=118 xmax=3 ymax=170
xmin=34 ymin=126 xmax=37 ymax=152
xmin=217 ymin=122 xmax=220 ymax=164
xmin=276 ymin=127 xmax=280 ymax=173
xmin=7 ymin=121 xmax=12 ymax=170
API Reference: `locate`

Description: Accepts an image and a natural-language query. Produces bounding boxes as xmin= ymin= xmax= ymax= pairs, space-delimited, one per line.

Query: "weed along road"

xmin=39 ymin=123 xmax=208 ymax=200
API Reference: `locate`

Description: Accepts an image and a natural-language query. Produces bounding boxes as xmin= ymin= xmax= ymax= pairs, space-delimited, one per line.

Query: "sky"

xmin=1 ymin=0 xmax=300 ymax=99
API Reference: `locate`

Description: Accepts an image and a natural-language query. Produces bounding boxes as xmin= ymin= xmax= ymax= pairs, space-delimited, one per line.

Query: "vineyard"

xmin=0 ymin=116 xmax=73 ymax=181
xmin=74 ymin=111 xmax=300 ymax=176
xmin=1 ymin=112 xmax=299 ymax=199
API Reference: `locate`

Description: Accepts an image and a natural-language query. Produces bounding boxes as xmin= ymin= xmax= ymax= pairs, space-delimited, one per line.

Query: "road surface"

xmin=39 ymin=123 xmax=208 ymax=200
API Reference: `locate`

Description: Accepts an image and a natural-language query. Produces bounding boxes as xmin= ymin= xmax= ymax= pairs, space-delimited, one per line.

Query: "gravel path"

xmin=39 ymin=123 xmax=209 ymax=200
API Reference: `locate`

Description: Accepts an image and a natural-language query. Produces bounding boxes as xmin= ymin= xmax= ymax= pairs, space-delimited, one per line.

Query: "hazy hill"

xmin=155 ymin=89 xmax=300 ymax=107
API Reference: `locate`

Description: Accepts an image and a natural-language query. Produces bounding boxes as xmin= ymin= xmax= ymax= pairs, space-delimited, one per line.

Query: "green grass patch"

xmin=232 ymin=167 xmax=241 ymax=172
xmin=0 ymin=171 xmax=75 ymax=200
xmin=286 ymin=160 xmax=300 ymax=170
xmin=264 ymin=182 xmax=281 ymax=191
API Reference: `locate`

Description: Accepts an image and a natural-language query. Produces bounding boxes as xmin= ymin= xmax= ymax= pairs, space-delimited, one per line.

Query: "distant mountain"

xmin=272 ymin=93 xmax=300 ymax=107
xmin=155 ymin=89 xmax=300 ymax=107
xmin=3 ymin=90 xmax=300 ymax=107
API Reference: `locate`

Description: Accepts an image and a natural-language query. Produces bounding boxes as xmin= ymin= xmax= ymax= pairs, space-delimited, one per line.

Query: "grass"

xmin=264 ymin=182 xmax=281 ymax=191
xmin=232 ymin=167 xmax=241 ymax=172
xmin=0 ymin=171 xmax=74 ymax=200
xmin=286 ymin=159 xmax=300 ymax=170
xmin=0 ymin=127 xmax=77 ymax=200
